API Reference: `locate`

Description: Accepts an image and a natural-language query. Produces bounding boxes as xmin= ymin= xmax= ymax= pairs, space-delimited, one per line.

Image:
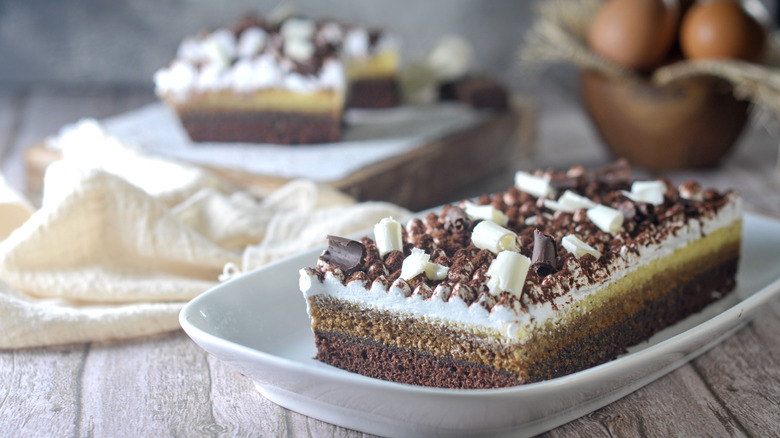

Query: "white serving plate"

xmin=180 ymin=213 xmax=780 ymax=437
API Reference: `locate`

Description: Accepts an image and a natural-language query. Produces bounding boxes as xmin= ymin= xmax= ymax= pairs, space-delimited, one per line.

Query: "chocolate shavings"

xmin=443 ymin=206 xmax=472 ymax=233
xmin=617 ymin=199 xmax=655 ymax=222
xmin=591 ymin=158 xmax=631 ymax=186
xmin=549 ymin=174 xmax=582 ymax=192
xmin=320 ymin=235 xmax=366 ymax=274
xmin=531 ymin=229 xmax=558 ymax=277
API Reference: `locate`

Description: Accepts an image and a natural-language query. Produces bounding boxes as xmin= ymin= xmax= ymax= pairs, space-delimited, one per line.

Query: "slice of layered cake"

xmin=154 ymin=13 xmax=401 ymax=144
xmin=154 ymin=15 xmax=347 ymax=144
xmin=299 ymin=160 xmax=742 ymax=388
xmin=339 ymin=26 xmax=401 ymax=108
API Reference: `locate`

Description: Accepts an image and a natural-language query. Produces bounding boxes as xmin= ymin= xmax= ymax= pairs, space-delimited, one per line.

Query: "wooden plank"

xmin=293 ymin=416 xmax=371 ymax=438
xmin=206 ymin=354 xmax=292 ymax=434
xmin=548 ymin=365 xmax=749 ymax=437
xmin=79 ymin=332 xmax=215 ymax=436
xmin=691 ymin=299 xmax=780 ymax=437
xmin=0 ymin=344 xmax=85 ymax=436
xmin=207 ymin=355 xmax=377 ymax=436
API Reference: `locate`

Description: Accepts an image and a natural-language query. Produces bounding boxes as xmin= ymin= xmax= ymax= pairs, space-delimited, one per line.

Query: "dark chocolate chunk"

xmin=320 ymin=235 xmax=366 ymax=273
xmin=531 ymin=229 xmax=558 ymax=277
xmin=549 ymin=174 xmax=582 ymax=192
xmin=315 ymin=43 xmax=339 ymax=58
xmin=368 ymin=29 xmax=382 ymax=47
xmin=443 ymin=206 xmax=472 ymax=234
xmin=678 ymin=197 xmax=702 ymax=215
xmin=591 ymin=158 xmax=631 ymax=186
xmin=617 ymin=199 xmax=656 ymax=224
xmin=703 ymin=189 xmax=721 ymax=202
xmin=636 ymin=202 xmax=655 ymax=218
xmin=383 ymin=250 xmax=405 ymax=273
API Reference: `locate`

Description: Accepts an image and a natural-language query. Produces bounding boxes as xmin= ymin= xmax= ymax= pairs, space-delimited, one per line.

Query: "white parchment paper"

xmin=97 ymin=102 xmax=491 ymax=182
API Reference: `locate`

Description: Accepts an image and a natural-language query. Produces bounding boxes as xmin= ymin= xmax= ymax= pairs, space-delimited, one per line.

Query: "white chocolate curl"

xmin=237 ymin=27 xmax=268 ymax=58
xmin=374 ymin=217 xmax=403 ymax=257
xmin=464 ymin=203 xmax=508 ymax=226
xmin=201 ymin=34 xmax=232 ymax=70
xmin=587 ymin=204 xmax=624 ymax=235
xmin=559 ymin=190 xmax=597 ymax=209
xmin=425 ymin=262 xmax=449 ymax=280
xmin=400 ymin=248 xmax=429 ymax=280
xmin=472 ymin=221 xmax=518 ymax=254
xmin=400 ymin=248 xmax=449 ymax=281
xmin=486 ymin=251 xmax=531 ymax=298
xmin=284 ymin=38 xmax=315 ymax=62
xmin=280 ymin=17 xmax=316 ymax=41
xmin=515 ymin=171 xmax=555 ymax=199
xmin=544 ymin=190 xmax=597 ymax=213
xmin=562 ymin=235 xmax=601 ymax=259
xmin=629 ymin=180 xmax=666 ymax=206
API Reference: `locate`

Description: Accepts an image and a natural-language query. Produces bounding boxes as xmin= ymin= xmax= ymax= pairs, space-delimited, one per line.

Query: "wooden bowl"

xmin=580 ymin=70 xmax=750 ymax=170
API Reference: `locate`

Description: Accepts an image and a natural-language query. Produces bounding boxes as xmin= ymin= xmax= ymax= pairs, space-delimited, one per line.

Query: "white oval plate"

xmin=180 ymin=213 xmax=780 ymax=437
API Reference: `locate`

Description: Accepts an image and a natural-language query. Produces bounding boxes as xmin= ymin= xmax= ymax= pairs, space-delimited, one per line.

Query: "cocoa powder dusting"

xmin=311 ymin=161 xmax=738 ymax=316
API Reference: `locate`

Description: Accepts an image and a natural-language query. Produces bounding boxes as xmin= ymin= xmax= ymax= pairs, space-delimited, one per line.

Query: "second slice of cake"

xmin=154 ymin=15 xmax=347 ymax=144
xmin=154 ymin=13 xmax=402 ymax=144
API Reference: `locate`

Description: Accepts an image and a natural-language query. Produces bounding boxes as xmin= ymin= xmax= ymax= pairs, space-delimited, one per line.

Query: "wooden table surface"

xmin=1 ymin=86 xmax=779 ymax=437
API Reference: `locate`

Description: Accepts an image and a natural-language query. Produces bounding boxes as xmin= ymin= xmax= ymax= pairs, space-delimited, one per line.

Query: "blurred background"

xmin=2 ymin=0 xmax=780 ymax=209
xmin=0 ymin=0 xmax=537 ymax=90
xmin=0 ymin=0 xmax=776 ymax=90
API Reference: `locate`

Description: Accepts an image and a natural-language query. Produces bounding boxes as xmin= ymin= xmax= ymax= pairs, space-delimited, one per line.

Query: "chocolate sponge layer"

xmin=314 ymin=330 xmax=520 ymax=389
xmin=177 ymin=110 xmax=341 ymax=144
xmin=346 ymin=78 xmax=399 ymax=109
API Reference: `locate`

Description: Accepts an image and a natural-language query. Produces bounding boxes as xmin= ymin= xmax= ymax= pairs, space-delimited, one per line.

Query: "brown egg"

xmin=680 ymin=0 xmax=767 ymax=62
xmin=588 ymin=0 xmax=680 ymax=71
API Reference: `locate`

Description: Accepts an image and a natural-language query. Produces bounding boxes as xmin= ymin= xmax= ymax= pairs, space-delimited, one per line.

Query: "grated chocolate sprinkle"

xmin=311 ymin=161 xmax=739 ymax=316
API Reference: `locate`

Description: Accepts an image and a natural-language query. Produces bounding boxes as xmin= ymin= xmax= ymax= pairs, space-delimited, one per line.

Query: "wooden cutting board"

xmin=25 ymin=99 xmax=535 ymax=211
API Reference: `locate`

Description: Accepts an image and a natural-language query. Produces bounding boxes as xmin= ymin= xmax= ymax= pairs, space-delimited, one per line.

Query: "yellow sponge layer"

xmin=345 ymin=51 xmax=399 ymax=80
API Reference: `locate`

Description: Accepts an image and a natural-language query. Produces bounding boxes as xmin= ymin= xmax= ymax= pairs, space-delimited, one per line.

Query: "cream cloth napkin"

xmin=0 ymin=174 xmax=34 ymax=242
xmin=0 ymin=120 xmax=410 ymax=349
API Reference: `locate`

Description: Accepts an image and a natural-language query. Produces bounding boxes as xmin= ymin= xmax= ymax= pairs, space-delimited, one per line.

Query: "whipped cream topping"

xmin=342 ymin=27 xmax=399 ymax=59
xmin=237 ymin=27 xmax=269 ymax=59
xmin=155 ymin=17 xmax=347 ymax=100
xmin=300 ymin=163 xmax=743 ymax=341
xmin=316 ymin=21 xmax=345 ymax=45
xmin=155 ymin=14 xmax=397 ymax=101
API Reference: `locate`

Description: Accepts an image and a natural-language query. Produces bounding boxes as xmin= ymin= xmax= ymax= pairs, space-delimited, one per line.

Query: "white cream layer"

xmin=154 ymin=24 xmax=346 ymax=102
xmin=300 ymin=194 xmax=742 ymax=340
